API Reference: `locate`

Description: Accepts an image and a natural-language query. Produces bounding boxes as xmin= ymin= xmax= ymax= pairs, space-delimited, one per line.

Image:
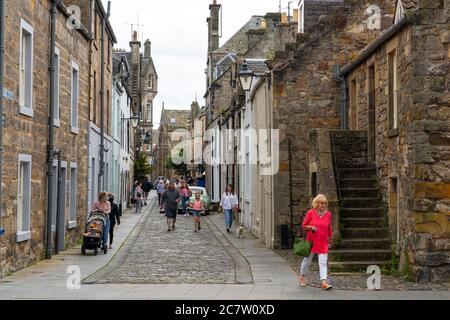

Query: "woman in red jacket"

xmin=298 ymin=194 xmax=333 ymax=290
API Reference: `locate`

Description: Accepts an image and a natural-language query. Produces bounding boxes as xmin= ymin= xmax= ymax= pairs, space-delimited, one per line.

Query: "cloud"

xmin=106 ymin=0 xmax=284 ymax=124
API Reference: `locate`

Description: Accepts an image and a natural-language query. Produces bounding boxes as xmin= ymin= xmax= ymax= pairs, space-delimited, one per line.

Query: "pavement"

xmin=0 ymin=192 xmax=448 ymax=300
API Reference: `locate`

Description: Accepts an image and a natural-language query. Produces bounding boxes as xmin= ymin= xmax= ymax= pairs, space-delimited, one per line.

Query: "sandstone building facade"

xmin=0 ymin=0 xmax=91 ymax=276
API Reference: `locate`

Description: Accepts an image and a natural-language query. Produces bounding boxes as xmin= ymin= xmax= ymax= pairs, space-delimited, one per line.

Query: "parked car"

xmin=177 ymin=186 xmax=211 ymax=215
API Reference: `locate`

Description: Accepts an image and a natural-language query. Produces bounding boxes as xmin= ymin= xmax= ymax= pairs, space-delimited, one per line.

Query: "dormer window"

xmin=298 ymin=0 xmax=305 ymax=33
xmin=170 ymin=118 xmax=176 ymax=124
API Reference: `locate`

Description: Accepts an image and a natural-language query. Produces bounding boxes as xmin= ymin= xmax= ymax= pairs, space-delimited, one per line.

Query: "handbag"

xmin=293 ymin=228 xmax=312 ymax=257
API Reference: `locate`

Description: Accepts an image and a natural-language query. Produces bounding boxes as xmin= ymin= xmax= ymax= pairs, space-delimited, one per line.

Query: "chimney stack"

xmin=144 ymin=39 xmax=151 ymax=58
xmin=208 ymin=1 xmax=221 ymax=54
xmin=281 ymin=12 xmax=288 ymax=24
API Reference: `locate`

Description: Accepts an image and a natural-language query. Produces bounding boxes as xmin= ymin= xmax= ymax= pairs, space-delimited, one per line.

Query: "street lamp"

xmin=238 ymin=60 xmax=254 ymax=92
xmin=122 ymin=114 xmax=140 ymax=128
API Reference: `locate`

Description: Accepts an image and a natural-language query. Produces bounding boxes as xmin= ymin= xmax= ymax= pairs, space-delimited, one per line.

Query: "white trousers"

xmin=299 ymin=253 xmax=328 ymax=280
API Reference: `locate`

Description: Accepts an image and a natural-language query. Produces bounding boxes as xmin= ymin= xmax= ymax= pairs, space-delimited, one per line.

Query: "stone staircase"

xmin=328 ymin=131 xmax=391 ymax=272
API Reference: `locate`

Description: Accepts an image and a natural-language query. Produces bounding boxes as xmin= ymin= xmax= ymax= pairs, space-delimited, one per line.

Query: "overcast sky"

xmin=106 ymin=0 xmax=291 ymax=126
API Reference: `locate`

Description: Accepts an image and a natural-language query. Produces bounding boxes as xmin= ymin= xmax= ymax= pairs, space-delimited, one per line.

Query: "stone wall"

xmin=270 ymin=0 xmax=398 ymax=248
xmin=0 ymin=0 xmax=90 ymax=277
xmin=341 ymin=1 xmax=450 ymax=282
xmin=408 ymin=0 xmax=450 ymax=282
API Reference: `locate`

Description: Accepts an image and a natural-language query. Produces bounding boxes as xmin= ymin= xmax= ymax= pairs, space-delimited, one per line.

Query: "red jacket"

xmin=302 ymin=209 xmax=332 ymax=254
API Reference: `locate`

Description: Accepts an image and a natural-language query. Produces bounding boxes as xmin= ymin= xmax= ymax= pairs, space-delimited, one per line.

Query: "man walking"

xmin=142 ymin=178 xmax=153 ymax=206
xmin=162 ymin=182 xmax=181 ymax=232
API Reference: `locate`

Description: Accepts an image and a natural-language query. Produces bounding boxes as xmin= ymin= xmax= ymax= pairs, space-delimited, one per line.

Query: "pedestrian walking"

xmin=162 ymin=182 xmax=181 ymax=231
xmin=156 ymin=179 xmax=165 ymax=205
xmin=190 ymin=191 xmax=204 ymax=232
xmin=179 ymin=182 xmax=190 ymax=216
xmin=108 ymin=193 xmax=121 ymax=249
xmin=220 ymin=185 xmax=239 ymax=233
xmin=298 ymin=194 xmax=333 ymax=290
xmin=91 ymin=191 xmax=111 ymax=251
xmin=134 ymin=182 xmax=144 ymax=214
xmin=142 ymin=178 xmax=153 ymax=206
xmin=131 ymin=181 xmax=138 ymax=207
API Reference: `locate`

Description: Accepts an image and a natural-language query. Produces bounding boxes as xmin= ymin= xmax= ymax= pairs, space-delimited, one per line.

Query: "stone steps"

xmin=339 ymin=178 xmax=376 ymax=189
xmin=341 ymin=208 xmax=385 ymax=218
xmin=329 ymin=261 xmax=390 ymax=273
xmin=341 ymin=197 xmax=383 ymax=208
xmin=340 ymin=188 xmax=379 ymax=198
xmin=341 ymin=217 xmax=386 ymax=228
xmin=341 ymin=227 xmax=389 ymax=239
xmin=339 ymin=238 xmax=391 ymax=250
xmin=338 ymin=167 xmax=377 ymax=179
xmin=330 ymin=131 xmax=391 ymax=273
xmin=329 ymin=249 xmax=392 ymax=262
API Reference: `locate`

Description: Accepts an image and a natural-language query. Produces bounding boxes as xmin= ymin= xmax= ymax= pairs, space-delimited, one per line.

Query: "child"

xmin=189 ymin=192 xmax=204 ymax=232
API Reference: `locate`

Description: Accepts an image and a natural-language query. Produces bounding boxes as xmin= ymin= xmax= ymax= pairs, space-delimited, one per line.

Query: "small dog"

xmin=236 ymin=224 xmax=244 ymax=239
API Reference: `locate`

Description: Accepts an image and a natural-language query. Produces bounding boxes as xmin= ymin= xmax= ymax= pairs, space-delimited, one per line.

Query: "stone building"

xmin=86 ymin=0 xmax=117 ymax=211
xmin=156 ymin=108 xmax=192 ymax=179
xmin=0 ymin=0 xmax=91 ymax=276
xmin=112 ymin=53 xmax=134 ymax=211
xmin=238 ymin=0 xmax=449 ymax=282
xmin=332 ymin=0 xmax=450 ymax=282
xmin=115 ymin=33 xmax=158 ymax=181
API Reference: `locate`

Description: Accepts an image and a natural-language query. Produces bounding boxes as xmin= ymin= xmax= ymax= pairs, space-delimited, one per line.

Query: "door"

xmin=56 ymin=165 xmax=67 ymax=252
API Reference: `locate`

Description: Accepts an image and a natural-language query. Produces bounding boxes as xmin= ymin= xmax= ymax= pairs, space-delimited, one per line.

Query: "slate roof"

xmin=246 ymin=59 xmax=270 ymax=76
xmin=213 ymin=16 xmax=264 ymax=56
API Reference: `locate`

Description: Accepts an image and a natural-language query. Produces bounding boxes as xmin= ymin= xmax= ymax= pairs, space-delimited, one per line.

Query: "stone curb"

xmin=204 ymin=214 xmax=254 ymax=285
xmin=81 ymin=196 xmax=158 ymax=284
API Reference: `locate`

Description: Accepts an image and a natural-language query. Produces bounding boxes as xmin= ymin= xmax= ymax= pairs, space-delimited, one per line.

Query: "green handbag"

xmin=293 ymin=234 xmax=312 ymax=257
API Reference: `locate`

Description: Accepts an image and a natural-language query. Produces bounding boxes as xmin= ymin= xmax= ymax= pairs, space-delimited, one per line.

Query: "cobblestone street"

xmin=92 ymin=196 xmax=235 ymax=284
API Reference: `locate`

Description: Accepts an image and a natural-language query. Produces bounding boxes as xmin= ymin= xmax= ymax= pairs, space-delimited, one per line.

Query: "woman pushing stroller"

xmin=91 ymin=191 xmax=111 ymax=251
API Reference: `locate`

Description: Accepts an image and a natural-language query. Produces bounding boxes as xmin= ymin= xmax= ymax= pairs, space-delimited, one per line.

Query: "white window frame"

xmin=19 ymin=19 xmax=34 ymax=117
xmin=71 ymin=60 xmax=80 ymax=134
xmin=298 ymin=0 xmax=305 ymax=34
xmin=68 ymin=162 xmax=77 ymax=229
xmin=53 ymin=47 xmax=61 ymax=127
xmin=17 ymin=154 xmax=32 ymax=243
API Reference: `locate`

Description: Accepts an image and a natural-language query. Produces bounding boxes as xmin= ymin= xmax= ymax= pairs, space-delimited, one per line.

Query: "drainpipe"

xmin=333 ymin=64 xmax=348 ymax=130
xmin=45 ymin=0 xmax=59 ymax=259
xmin=0 ymin=0 xmax=5 ymax=218
xmin=99 ymin=1 xmax=111 ymax=192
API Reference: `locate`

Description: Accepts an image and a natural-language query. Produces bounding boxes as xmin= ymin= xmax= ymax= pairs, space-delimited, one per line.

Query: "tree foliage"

xmin=166 ymin=148 xmax=188 ymax=177
xmin=134 ymin=153 xmax=153 ymax=182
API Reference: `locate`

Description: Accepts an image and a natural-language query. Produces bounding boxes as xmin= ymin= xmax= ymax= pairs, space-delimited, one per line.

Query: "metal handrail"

xmin=329 ymin=132 xmax=342 ymax=202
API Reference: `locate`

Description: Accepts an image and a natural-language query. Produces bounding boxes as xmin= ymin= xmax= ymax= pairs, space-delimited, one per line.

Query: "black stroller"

xmin=81 ymin=211 xmax=108 ymax=255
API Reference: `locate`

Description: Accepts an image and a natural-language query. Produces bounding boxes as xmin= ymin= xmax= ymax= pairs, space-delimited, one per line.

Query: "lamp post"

xmin=238 ymin=60 xmax=254 ymax=93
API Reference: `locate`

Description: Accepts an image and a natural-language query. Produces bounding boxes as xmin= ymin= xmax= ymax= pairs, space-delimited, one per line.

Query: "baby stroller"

xmin=81 ymin=211 xmax=108 ymax=255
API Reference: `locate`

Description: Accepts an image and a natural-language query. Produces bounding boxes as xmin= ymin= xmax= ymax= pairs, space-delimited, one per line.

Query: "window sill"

xmin=68 ymin=221 xmax=77 ymax=229
xmin=54 ymin=119 xmax=60 ymax=128
xmin=16 ymin=231 xmax=31 ymax=243
xmin=71 ymin=127 xmax=79 ymax=135
xmin=387 ymin=128 xmax=399 ymax=138
xmin=19 ymin=106 xmax=33 ymax=118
